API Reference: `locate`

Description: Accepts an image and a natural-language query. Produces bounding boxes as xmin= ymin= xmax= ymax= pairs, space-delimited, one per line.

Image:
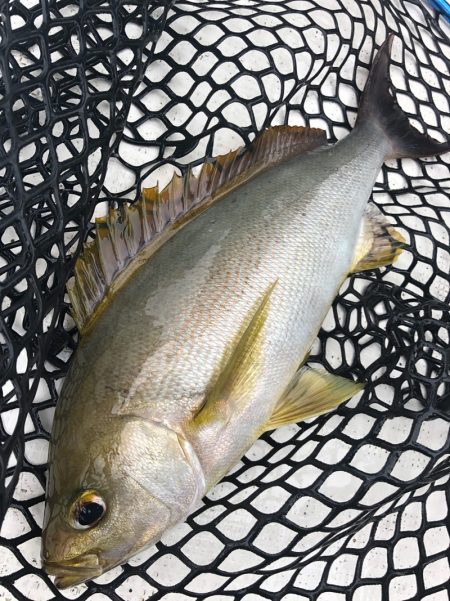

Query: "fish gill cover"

xmin=0 ymin=1 xmax=449 ymax=600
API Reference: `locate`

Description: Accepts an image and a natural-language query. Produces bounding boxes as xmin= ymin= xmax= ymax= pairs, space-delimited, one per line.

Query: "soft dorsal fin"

xmin=68 ymin=126 xmax=327 ymax=334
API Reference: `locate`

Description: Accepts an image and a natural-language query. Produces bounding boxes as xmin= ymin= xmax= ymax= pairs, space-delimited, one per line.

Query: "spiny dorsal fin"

xmin=68 ymin=126 xmax=327 ymax=334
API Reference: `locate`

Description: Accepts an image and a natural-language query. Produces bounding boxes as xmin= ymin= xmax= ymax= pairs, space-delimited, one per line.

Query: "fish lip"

xmin=43 ymin=554 xmax=103 ymax=588
xmin=54 ymin=573 xmax=100 ymax=589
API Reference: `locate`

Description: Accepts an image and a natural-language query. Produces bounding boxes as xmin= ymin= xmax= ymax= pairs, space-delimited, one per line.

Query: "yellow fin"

xmin=263 ymin=367 xmax=364 ymax=432
xmin=194 ymin=281 xmax=277 ymax=426
xmin=69 ymin=126 xmax=326 ymax=334
xmin=350 ymin=204 xmax=407 ymax=273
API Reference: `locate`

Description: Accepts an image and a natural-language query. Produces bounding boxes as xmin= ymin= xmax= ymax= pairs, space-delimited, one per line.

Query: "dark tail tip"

xmin=357 ymin=34 xmax=450 ymax=160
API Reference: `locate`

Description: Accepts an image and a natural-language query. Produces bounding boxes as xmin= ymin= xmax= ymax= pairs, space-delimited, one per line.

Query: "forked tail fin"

xmin=357 ymin=34 xmax=450 ymax=160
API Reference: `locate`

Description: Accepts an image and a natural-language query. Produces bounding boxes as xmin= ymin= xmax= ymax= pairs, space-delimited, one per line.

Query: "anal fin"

xmin=263 ymin=367 xmax=363 ymax=432
xmin=350 ymin=204 xmax=407 ymax=273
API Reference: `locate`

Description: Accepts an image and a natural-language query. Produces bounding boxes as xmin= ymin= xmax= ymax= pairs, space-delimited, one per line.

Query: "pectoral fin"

xmin=194 ymin=281 xmax=277 ymax=426
xmin=350 ymin=204 xmax=406 ymax=273
xmin=263 ymin=367 xmax=364 ymax=432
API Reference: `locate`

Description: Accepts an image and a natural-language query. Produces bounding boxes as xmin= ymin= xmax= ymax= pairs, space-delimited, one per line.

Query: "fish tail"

xmin=357 ymin=34 xmax=450 ymax=160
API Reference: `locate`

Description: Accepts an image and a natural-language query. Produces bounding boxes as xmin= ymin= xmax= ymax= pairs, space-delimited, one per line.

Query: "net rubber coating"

xmin=0 ymin=1 xmax=450 ymax=600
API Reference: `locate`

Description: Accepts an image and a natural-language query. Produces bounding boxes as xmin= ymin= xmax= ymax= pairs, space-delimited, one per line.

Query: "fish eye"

xmin=70 ymin=490 xmax=106 ymax=530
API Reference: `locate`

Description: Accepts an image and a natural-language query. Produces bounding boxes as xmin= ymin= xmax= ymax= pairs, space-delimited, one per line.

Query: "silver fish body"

xmin=58 ymin=121 xmax=385 ymax=486
xmin=41 ymin=36 xmax=450 ymax=588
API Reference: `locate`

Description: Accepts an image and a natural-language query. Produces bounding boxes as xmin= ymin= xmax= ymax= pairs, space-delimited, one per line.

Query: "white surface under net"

xmin=1 ymin=1 xmax=450 ymax=600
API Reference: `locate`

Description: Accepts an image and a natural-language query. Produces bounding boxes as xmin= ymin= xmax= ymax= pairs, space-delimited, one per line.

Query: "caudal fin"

xmin=357 ymin=34 xmax=450 ymax=160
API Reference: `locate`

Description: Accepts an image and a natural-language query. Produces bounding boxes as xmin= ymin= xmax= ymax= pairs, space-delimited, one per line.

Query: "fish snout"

xmin=42 ymin=553 xmax=103 ymax=589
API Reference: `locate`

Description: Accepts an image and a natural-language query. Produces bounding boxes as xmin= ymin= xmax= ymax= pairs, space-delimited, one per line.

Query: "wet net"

xmin=1 ymin=0 xmax=450 ymax=599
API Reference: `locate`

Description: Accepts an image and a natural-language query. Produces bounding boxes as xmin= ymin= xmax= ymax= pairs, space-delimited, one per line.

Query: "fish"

xmin=41 ymin=35 xmax=450 ymax=589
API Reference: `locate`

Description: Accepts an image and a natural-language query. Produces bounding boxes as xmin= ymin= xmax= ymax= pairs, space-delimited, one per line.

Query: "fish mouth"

xmin=43 ymin=553 xmax=104 ymax=589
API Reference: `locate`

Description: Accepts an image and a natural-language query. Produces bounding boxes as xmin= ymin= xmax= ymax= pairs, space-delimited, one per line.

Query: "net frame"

xmin=1 ymin=1 xmax=450 ymax=600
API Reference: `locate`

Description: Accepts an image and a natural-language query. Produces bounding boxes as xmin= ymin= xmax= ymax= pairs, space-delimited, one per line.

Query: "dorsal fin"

xmin=68 ymin=126 xmax=327 ymax=334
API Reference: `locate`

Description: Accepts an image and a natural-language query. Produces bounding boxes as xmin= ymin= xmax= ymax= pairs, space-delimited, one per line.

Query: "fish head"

xmin=42 ymin=415 xmax=203 ymax=588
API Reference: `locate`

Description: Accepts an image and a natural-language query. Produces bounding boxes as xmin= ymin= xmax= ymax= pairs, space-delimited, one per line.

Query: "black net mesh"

xmin=1 ymin=0 xmax=450 ymax=599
